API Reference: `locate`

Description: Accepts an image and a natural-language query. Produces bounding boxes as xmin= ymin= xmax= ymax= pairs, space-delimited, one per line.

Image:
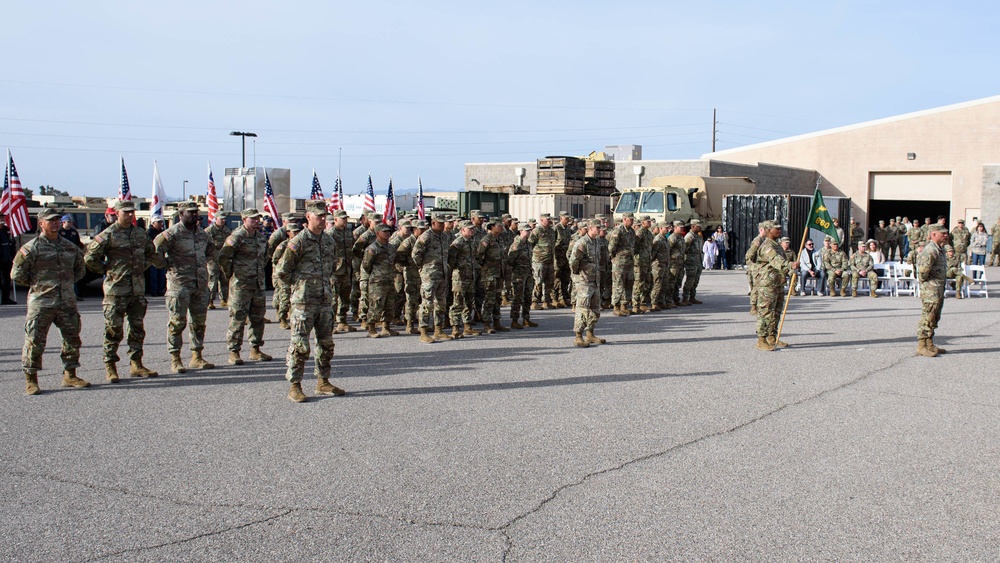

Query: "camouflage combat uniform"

xmin=951 ymin=225 xmax=971 ymax=263
xmin=499 ymin=224 xmax=516 ymax=302
xmin=632 ymin=224 xmax=653 ymax=308
xmin=754 ymin=236 xmax=793 ymax=341
xmin=350 ymin=221 xmax=368 ymax=317
xmin=330 ymin=222 xmax=355 ymax=325
xmin=476 ymin=230 xmax=505 ymax=326
xmin=361 ymin=236 xmax=399 ymax=325
xmin=353 ymin=225 xmax=378 ymax=325
xmin=154 ymin=220 xmax=215 ymax=354
xmin=389 ymin=229 xmax=407 ymax=322
xmin=396 ymin=231 xmax=421 ymax=328
xmin=507 ymin=231 xmax=534 ymax=324
xmin=412 ymin=227 xmax=451 ymax=330
xmin=448 ymin=232 xmax=477 ymax=328
xmin=553 ymin=220 xmax=573 ymax=304
xmin=219 ymin=225 xmax=268 ymax=353
xmin=849 ymin=249 xmax=879 ymax=296
xmin=946 ymin=252 xmax=970 ymax=296
xmin=529 ymin=223 xmax=557 ymax=307
xmin=682 ymin=230 xmax=704 ymax=302
xmin=825 ymin=248 xmax=851 ymax=296
xmin=651 ymin=229 xmax=671 ymax=308
xmin=205 ymin=221 xmax=231 ymax=305
xmin=666 ymin=229 xmax=686 ymax=305
xmin=607 ymin=222 xmax=635 ymax=308
xmin=598 ymin=230 xmax=611 ymax=306
xmin=271 ymin=228 xmax=301 ymax=327
xmin=916 ymin=239 xmax=946 ymax=339
xmin=569 ymin=232 xmax=601 ymax=335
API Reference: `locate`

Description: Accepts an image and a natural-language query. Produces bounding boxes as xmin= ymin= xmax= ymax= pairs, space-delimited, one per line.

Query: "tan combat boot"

xmin=541 ymin=302 xmax=553 ymax=310
xmin=767 ymin=335 xmax=789 ymax=349
xmin=132 ymin=360 xmax=159 ymax=377
xmin=105 ymin=362 xmax=120 ymax=383
xmin=450 ymin=325 xmax=464 ymax=339
xmin=189 ymin=351 xmax=215 ymax=370
xmin=288 ymin=382 xmax=307 ymax=403
xmin=523 ymin=318 xmax=538 ymax=328
xmin=509 ymin=319 xmax=523 ymax=329
xmin=482 ymin=322 xmax=496 ymax=335
xmin=228 ymin=351 xmax=244 ymax=365
xmin=25 ymin=372 xmax=40 ymax=395
xmin=574 ymin=332 xmax=590 ymax=348
xmin=531 ymin=302 xmax=542 ymax=310
xmin=334 ymin=323 xmax=353 ymax=333
xmin=916 ymin=337 xmax=938 ymax=357
xmin=749 ymin=305 xmax=758 ymax=315
xmin=840 ymin=288 xmax=848 ymax=297
xmin=755 ymin=336 xmax=775 ymax=351
xmin=279 ymin=319 xmax=291 ymax=330
xmin=220 ymin=299 xmax=228 ymax=308
xmin=418 ymin=328 xmax=436 ymax=344
xmin=632 ymin=304 xmax=642 ymax=314
xmin=558 ymin=298 xmax=569 ymax=308
xmin=679 ymin=298 xmax=691 ymax=307
xmin=61 ymin=369 xmax=91 ymax=388
xmin=665 ymin=301 xmax=677 ymax=310
xmin=613 ymin=305 xmax=627 ymax=317
xmin=852 ymin=288 xmax=858 ymax=297
xmin=367 ymin=323 xmax=381 ymax=338
xmin=690 ymin=297 xmax=703 ymax=304
xmin=405 ymin=322 xmax=419 ymax=335
xmin=586 ymin=330 xmax=606 ymax=345
xmin=208 ymin=301 xmax=216 ymax=310
xmin=650 ymin=305 xmax=662 ymax=312
xmin=434 ymin=326 xmax=454 ymax=340
xmin=462 ymin=324 xmax=482 ymax=337
xmin=928 ymin=336 xmax=946 ymax=354
xmin=169 ymin=353 xmax=187 ymax=374
xmin=494 ymin=320 xmax=510 ymax=332
xmin=956 ymin=280 xmax=964 ymax=299
xmin=379 ymin=322 xmax=399 ymax=337
xmin=501 ymin=296 xmax=511 ymax=307
xmin=640 ymin=304 xmax=651 ymax=313
xmin=316 ymin=378 xmax=346 ymax=396
xmin=250 ymin=347 xmax=272 ymax=361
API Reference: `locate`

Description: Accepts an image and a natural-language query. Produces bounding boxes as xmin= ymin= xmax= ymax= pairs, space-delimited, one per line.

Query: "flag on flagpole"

xmin=363 ymin=174 xmax=376 ymax=214
xmin=263 ymin=169 xmax=281 ymax=228
xmin=328 ymin=174 xmax=342 ymax=213
xmin=805 ymin=187 xmax=839 ymax=243
xmin=206 ymin=162 xmax=219 ymax=223
xmin=417 ymin=176 xmax=426 ymax=221
xmin=383 ymin=177 xmax=397 ymax=226
xmin=336 ymin=174 xmax=345 ymax=210
xmin=310 ymin=170 xmax=325 ymax=201
xmin=3 ymin=151 xmax=31 ymax=237
xmin=150 ymin=160 xmax=167 ymax=221
xmin=119 ymin=156 xmax=132 ymax=201
xmin=0 ymin=159 xmax=10 ymax=218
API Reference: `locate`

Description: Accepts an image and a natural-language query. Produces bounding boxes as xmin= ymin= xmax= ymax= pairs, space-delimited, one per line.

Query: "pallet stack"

xmin=536 ymin=157 xmax=585 ymax=195
xmin=584 ymin=160 xmax=616 ymax=196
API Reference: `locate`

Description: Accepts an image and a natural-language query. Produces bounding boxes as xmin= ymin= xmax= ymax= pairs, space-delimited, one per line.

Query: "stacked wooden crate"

xmin=584 ymin=160 xmax=616 ymax=196
xmin=536 ymin=157 xmax=585 ymax=195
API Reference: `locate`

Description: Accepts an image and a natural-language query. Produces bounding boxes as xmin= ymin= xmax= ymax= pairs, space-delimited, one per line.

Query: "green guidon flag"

xmin=806 ymin=188 xmax=839 ymax=243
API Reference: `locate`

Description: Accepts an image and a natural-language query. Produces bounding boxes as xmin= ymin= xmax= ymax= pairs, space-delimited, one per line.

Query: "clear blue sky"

xmin=2 ymin=0 xmax=998 ymax=198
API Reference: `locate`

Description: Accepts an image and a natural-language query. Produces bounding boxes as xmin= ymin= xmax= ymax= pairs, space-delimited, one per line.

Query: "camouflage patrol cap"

xmin=622 ymin=212 xmax=635 ymax=219
xmin=241 ymin=208 xmax=262 ymax=219
xmin=690 ymin=219 xmax=702 ymax=226
xmin=305 ymin=201 xmax=328 ymax=216
xmin=281 ymin=212 xmax=297 ymax=221
xmin=559 ymin=211 xmax=570 ymax=217
xmin=780 ymin=236 xmax=790 ymax=243
xmin=431 ymin=212 xmax=445 ymax=223
xmin=445 ymin=214 xmax=456 ymax=222
xmin=488 ymin=217 xmax=501 ymax=225
xmin=375 ymin=223 xmax=393 ymax=233
xmin=944 ymin=244 xmax=955 ymax=253
xmin=177 ymin=201 xmax=199 ymax=212
xmin=37 ymin=208 xmax=61 ymax=221
xmin=957 ymin=219 xmax=965 ymax=224
xmin=539 ymin=213 xmax=551 ymax=219
xmin=501 ymin=213 xmax=512 ymax=220
xmin=587 ymin=219 xmax=602 ymax=228
xmin=858 ymin=240 xmax=866 ymax=247
xmin=824 ymin=235 xmax=833 ymax=241
xmin=414 ymin=220 xmax=429 ymax=230
xmin=470 ymin=209 xmax=482 ymax=218
xmin=518 ymin=222 xmax=532 ymax=232
xmin=287 ymin=222 xmax=303 ymax=233
xmin=370 ymin=213 xmax=383 ymax=222
xmin=595 ymin=214 xmax=607 ymax=220
xmin=397 ymin=219 xmax=412 ymax=228
xmin=114 ymin=199 xmax=136 ymax=212
xmin=927 ymin=224 xmax=947 ymax=234
xmin=879 ymin=220 xmax=885 ymax=224
xmin=332 ymin=210 xmax=349 ymax=219
xmin=658 ymin=221 xmax=670 ymax=228
xmin=639 ymin=214 xmax=651 ymax=222
xmin=673 ymin=221 xmax=685 ymax=227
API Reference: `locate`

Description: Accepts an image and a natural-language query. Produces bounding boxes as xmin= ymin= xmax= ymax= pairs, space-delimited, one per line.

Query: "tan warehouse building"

xmin=705 ymin=94 xmax=1000 ymax=233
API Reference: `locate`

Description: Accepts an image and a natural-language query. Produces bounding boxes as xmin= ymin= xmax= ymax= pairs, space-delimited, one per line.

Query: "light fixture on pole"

xmin=229 ymin=131 xmax=258 ymax=168
xmin=183 ymin=180 xmax=189 ymax=201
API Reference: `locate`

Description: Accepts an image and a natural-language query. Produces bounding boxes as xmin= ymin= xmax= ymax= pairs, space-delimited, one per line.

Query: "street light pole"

xmin=229 ymin=131 xmax=258 ymax=168
xmin=183 ymin=180 xmax=189 ymax=201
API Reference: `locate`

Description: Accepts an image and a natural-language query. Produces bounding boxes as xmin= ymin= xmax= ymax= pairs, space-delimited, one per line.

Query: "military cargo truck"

xmin=613 ymin=176 xmax=756 ymax=229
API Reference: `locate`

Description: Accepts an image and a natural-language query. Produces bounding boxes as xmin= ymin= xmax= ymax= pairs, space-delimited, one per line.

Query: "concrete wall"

xmin=466 ymin=162 xmax=534 ymax=192
xmin=982 ymin=164 xmax=1000 ymax=228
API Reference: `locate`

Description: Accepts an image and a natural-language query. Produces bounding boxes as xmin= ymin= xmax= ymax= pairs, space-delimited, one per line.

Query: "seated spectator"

xmin=867 ymin=239 xmax=885 ymax=264
xmin=945 ymin=245 xmax=971 ymax=299
xmin=825 ymin=241 xmax=851 ymax=297
xmin=850 ymin=241 xmax=879 ymax=298
xmin=798 ymin=239 xmax=821 ymax=295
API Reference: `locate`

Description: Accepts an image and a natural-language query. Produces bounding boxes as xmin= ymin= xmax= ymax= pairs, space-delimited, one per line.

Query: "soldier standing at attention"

xmin=666 ymin=221 xmax=688 ymax=308
xmin=597 ymin=218 xmax=612 ymax=310
xmin=218 ymin=208 xmax=272 ymax=365
xmin=153 ymin=201 xmax=216 ymax=373
xmin=499 ymin=214 xmax=516 ymax=305
xmin=874 ymin=220 xmax=889 ymax=258
xmin=849 ymin=241 xmax=879 ymax=297
xmin=529 ymin=213 xmax=558 ymax=310
xmin=411 ymin=213 xmax=452 ymax=343
xmin=205 ymin=212 xmax=231 ymax=309
xmin=271 ymin=221 xmax=303 ymax=329
xmin=849 ymin=219 xmax=864 ymax=254
xmin=650 ymin=222 xmax=672 ymax=311
xmin=362 ymin=223 xmax=401 ymax=338
xmin=507 ymin=221 xmax=537 ymax=329
xmin=569 ymin=219 xmax=605 ymax=348
xmin=916 ymin=224 xmax=948 ymax=357
xmin=12 ymin=208 xmax=89 ymax=394
xmin=477 ymin=218 xmax=508 ymax=334
xmin=84 ymin=199 xmax=158 ymax=381
xmin=907 ymin=219 xmax=923 ymax=260
xmin=396 ymin=219 xmax=424 ymax=335
xmin=352 ymin=212 xmax=381 ymax=330
xmin=632 ymin=215 xmax=654 ymax=313
xmin=607 ymin=213 xmax=636 ymax=316
xmin=886 ymin=218 xmax=901 ymax=262
xmin=744 ymin=222 xmax=767 ymax=314
xmin=448 ymin=221 xmax=481 ymax=338
xmin=553 ymin=211 xmax=573 ymax=308
xmin=277 ymin=201 xmax=345 ymax=402
xmin=754 ymin=221 xmax=798 ymax=351
xmin=328 ymin=210 xmax=356 ymax=333
xmin=350 ymin=213 xmax=370 ymax=321
xmin=388 ymin=220 xmax=411 ymax=325
xmin=951 ymin=219 xmax=971 ymax=263
xmin=681 ymin=219 xmax=705 ymax=305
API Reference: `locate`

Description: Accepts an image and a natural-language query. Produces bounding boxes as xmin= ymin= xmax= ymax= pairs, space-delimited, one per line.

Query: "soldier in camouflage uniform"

xmin=271 ymin=221 xmax=303 ymax=329
xmin=448 ymin=221 xmax=481 ymax=338
xmin=753 ymin=221 xmax=798 ymax=351
xmin=154 ymin=201 xmax=217 ymax=373
xmin=849 ymin=220 xmax=864 ymax=255
xmin=85 ymin=199 xmax=158 ymax=381
xmin=328 ymin=210 xmax=357 ymax=333
xmin=205 ymin=212 xmax=231 ymax=309
xmin=907 ymin=219 xmax=924 ymax=259
xmin=352 ymin=212 xmax=381 ymax=329
xmin=388 ymin=220 xmax=411 ymax=325
xmin=595 ymin=216 xmax=612 ymax=309
xmin=632 ymin=215 xmax=654 ymax=313
xmin=507 ymin=221 xmax=537 ymax=329
xmin=849 ymin=241 xmax=879 ymax=297
xmin=12 ymin=208 xmax=89 ymax=394
xmin=744 ymin=223 xmax=767 ymax=313
xmin=651 ymin=222 xmax=672 ymax=311
xmin=874 ymin=220 xmax=889 ymax=258
xmin=362 ymin=223 xmax=401 ymax=338
xmin=529 ymin=213 xmax=557 ymax=309
xmin=825 ymin=240 xmax=851 ymax=296
xmin=608 ymin=213 xmax=636 ymax=316
xmin=477 ymin=219 xmax=508 ymax=334
xmin=990 ymin=219 xmax=1000 ymax=266
xmin=276 ymin=201 xmax=345 ymax=402
xmin=412 ymin=213 xmax=452 ymax=343
xmin=500 ymin=214 xmax=515 ymax=305
xmin=264 ymin=212 xmax=301 ymax=317
xmin=218 ymin=208 xmax=272 ymax=365
xmin=945 ymin=245 xmax=970 ymax=299
xmin=916 ymin=224 xmax=948 ymax=356
xmin=553 ymin=211 xmax=573 ymax=307
xmin=885 ymin=218 xmax=901 ymax=262
xmin=396 ymin=219 xmax=425 ymax=334
xmin=349 ymin=214 xmax=370 ymax=320
xmin=950 ymin=219 xmax=971 ymax=263
xmin=681 ymin=219 xmax=705 ymax=305
xmin=569 ymin=219 xmax=605 ymax=348
xmin=666 ymin=221 xmax=688 ymax=308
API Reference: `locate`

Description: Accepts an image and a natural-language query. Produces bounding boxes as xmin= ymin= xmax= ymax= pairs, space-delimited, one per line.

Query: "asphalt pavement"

xmin=1 ymin=269 xmax=998 ymax=561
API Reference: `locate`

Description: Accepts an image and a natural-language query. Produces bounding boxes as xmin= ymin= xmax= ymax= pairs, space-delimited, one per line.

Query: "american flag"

xmin=383 ymin=177 xmax=397 ymax=226
xmin=363 ymin=174 xmax=376 ymax=214
xmin=328 ymin=174 xmax=343 ymax=213
xmin=417 ymin=176 xmax=426 ymax=221
xmin=119 ymin=156 xmax=132 ymax=201
xmin=206 ymin=162 xmax=219 ymax=223
xmin=263 ymin=169 xmax=281 ymax=228
xmin=309 ymin=170 xmax=325 ymax=200
xmin=4 ymin=151 xmax=31 ymax=237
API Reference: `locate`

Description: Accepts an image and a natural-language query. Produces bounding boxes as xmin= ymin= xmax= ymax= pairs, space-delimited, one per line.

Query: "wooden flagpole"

xmin=775 ymin=178 xmax=822 ymax=344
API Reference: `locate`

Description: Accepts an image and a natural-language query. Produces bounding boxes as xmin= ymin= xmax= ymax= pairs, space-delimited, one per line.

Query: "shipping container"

xmin=429 ymin=192 xmax=509 ymax=218
xmin=723 ymin=194 xmax=852 ymax=266
xmin=508 ymin=194 xmax=614 ymax=221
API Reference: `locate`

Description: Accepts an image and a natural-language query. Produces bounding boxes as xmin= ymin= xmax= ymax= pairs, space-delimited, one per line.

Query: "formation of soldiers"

xmin=12 ymin=201 xmax=711 ymax=401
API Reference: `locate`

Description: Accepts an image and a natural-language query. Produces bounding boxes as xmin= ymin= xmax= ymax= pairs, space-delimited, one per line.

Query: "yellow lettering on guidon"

xmin=814 ymin=217 xmax=831 ymax=229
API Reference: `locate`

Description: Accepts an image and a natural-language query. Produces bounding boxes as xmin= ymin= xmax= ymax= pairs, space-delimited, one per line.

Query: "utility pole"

xmin=712 ymin=108 xmax=718 ymax=153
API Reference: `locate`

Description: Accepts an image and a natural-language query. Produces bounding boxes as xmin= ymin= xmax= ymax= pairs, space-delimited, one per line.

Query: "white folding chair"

xmin=895 ymin=263 xmax=918 ymax=297
xmin=964 ymin=264 xmax=989 ymax=298
xmin=874 ymin=262 xmax=896 ymax=296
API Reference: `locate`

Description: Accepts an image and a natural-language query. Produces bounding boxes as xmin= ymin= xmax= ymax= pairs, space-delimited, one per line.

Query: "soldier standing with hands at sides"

xmin=477 ymin=218 xmax=508 ymax=334
xmin=154 ymin=201 xmax=217 ymax=373
xmin=608 ymin=213 xmax=636 ymax=316
xmin=205 ymin=211 xmax=231 ymax=309
xmin=508 ymin=221 xmax=538 ymax=329
xmin=277 ymin=201 xmax=345 ymax=403
xmin=84 ymin=199 xmax=158 ymax=382
xmin=219 ymin=208 xmax=272 ymax=365
xmin=569 ymin=219 xmax=605 ymax=348
xmin=412 ymin=212 xmax=452 ymax=343
xmin=916 ymin=224 xmax=949 ymax=357
xmin=753 ymin=221 xmax=799 ymax=351
xmin=362 ymin=222 xmax=401 ymax=339
xmin=529 ymin=213 xmax=557 ymax=310
xmin=12 ymin=209 xmax=89 ymax=394
xmin=448 ymin=220 xmax=480 ymax=339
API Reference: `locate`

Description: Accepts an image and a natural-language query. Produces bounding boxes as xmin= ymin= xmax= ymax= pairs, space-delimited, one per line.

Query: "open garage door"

xmin=868 ymin=172 xmax=952 ymax=234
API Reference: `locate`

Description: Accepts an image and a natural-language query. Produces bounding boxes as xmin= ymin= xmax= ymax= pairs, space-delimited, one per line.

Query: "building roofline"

xmin=703 ymin=94 xmax=1000 ymax=158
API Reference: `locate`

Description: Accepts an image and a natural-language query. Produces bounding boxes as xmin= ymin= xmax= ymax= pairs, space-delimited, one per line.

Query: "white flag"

xmin=151 ymin=160 xmax=166 ymax=220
